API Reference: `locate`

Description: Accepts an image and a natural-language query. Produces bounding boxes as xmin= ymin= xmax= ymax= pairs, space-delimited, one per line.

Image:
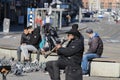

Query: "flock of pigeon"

xmin=0 ymin=56 xmax=46 ymax=76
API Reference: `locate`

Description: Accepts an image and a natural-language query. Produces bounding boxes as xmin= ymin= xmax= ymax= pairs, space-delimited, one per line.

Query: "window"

xmin=86 ymin=2 xmax=88 ymax=8
xmin=101 ymin=2 xmax=104 ymax=9
xmin=108 ymin=2 xmax=112 ymax=9
xmin=116 ymin=2 xmax=120 ymax=8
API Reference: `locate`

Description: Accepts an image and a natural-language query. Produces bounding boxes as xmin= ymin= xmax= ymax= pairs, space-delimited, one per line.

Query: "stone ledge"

xmin=0 ymin=46 xmax=17 ymax=50
xmin=0 ymin=47 xmax=58 ymax=62
xmin=90 ymin=62 xmax=120 ymax=78
xmin=92 ymin=57 xmax=120 ymax=63
xmin=90 ymin=57 xmax=120 ymax=78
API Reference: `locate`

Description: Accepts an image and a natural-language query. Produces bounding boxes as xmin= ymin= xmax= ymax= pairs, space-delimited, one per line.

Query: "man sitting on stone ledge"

xmin=21 ymin=26 xmax=41 ymax=62
xmin=17 ymin=27 xmax=29 ymax=62
xmin=17 ymin=26 xmax=41 ymax=62
xmin=81 ymin=28 xmax=103 ymax=75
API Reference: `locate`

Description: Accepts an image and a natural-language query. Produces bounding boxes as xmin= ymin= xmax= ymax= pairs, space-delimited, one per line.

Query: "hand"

xmin=56 ymin=44 xmax=62 ymax=50
xmin=66 ymin=15 xmax=71 ymax=19
xmin=41 ymin=48 xmax=45 ymax=52
xmin=41 ymin=48 xmax=45 ymax=55
xmin=21 ymin=43 xmax=26 ymax=45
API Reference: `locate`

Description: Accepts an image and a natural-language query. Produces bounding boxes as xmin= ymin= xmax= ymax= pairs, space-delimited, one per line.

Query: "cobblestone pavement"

xmin=0 ymin=71 xmax=119 ymax=80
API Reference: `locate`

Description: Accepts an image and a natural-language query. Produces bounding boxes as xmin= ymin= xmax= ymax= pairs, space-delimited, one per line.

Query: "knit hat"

xmin=86 ymin=28 xmax=93 ymax=34
xmin=72 ymin=24 xmax=78 ymax=30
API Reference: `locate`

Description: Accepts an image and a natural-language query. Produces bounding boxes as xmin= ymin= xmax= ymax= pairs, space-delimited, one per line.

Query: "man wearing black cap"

xmin=81 ymin=28 xmax=103 ymax=75
xmin=72 ymin=24 xmax=84 ymax=45
xmin=46 ymin=29 xmax=84 ymax=80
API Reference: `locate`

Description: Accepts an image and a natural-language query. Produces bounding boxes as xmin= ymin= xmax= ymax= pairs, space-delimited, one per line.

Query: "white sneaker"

xmin=31 ymin=59 xmax=38 ymax=63
xmin=44 ymin=71 xmax=49 ymax=74
xmin=83 ymin=74 xmax=89 ymax=77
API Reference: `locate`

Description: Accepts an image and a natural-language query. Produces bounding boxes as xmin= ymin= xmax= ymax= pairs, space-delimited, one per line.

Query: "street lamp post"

xmin=4 ymin=1 xmax=7 ymax=18
xmin=79 ymin=0 xmax=83 ymax=27
xmin=2 ymin=0 xmax=10 ymax=18
xmin=0 ymin=1 xmax=1 ymax=24
xmin=79 ymin=7 xmax=82 ymax=27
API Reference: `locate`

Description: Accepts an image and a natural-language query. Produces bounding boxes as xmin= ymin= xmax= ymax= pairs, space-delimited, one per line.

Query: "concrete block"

xmin=27 ymin=53 xmax=58 ymax=63
xmin=90 ymin=62 xmax=120 ymax=77
xmin=0 ymin=48 xmax=23 ymax=60
xmin=9 ymin=49 xmax=17 ymax=58
xmin=0 ymin=48 xmax=11 ymax=58
xmin=0 ymin=48 xmax=58 ymax=62
xmin=40 ymin=55 xmax=58 ymax=63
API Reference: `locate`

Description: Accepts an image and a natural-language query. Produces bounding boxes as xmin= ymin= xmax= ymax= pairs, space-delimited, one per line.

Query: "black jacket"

xmin=20 ymin=33 xmax=30 ymax=44
xmin=28 ymin=27 xmax=42 ymax=49
xmin=57 ymin=37 xmax=84 ymax=66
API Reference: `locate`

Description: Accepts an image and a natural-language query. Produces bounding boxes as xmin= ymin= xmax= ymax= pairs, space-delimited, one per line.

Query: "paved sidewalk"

xmin=0 ymin=71 xmax=119 ymax=80
xmin=0 ymin=33 xmax=120 ymax=80
xmin=0 ymin=20 xmax=120 ymax=80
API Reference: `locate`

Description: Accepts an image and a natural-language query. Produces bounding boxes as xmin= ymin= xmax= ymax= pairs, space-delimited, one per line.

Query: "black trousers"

xmin=65 ymin=66 xmax=83 ymax=80
xmin=46 ymin=59 xmax=83 ymax=80
xmin=46 ymin=59 xmax=67 ymax=80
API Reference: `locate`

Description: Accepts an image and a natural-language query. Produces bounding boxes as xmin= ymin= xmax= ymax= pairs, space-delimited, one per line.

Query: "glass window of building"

xmin=116 ymin=2 xmax=120 ymax=8
xmin=86 ymin=2 xmax=88 ymax=8
xmin=101 ymin=2 xmax=104 ymax=9
xmin=108 ymin=2 xmax=112 ymax=9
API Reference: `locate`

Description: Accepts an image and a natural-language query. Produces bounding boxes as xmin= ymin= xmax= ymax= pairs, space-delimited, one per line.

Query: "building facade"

xmin=82 ymin=0 xmax=120 ymax=11
xmin=0 ymin=0 xmax=38 ymax=25
xmin=100 ymin=0 xmax=120 ymax=9
xmin=0 ymin=0 xmax=83 ymax=26
xmin=0 ymin=0 xmax=120 ymax=26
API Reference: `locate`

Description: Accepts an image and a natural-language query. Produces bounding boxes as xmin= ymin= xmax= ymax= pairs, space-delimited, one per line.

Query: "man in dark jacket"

xmin=20 ymin=26 xmax=41 ymax=62
xmin=29 ymin=26 xmax=41 ymax=49
xmin=28 ymin=26 xmax=42 ymax=61
xmin=81 ymin=28 xmax=103 ymax=75
xmin=71 ymin=24 xmax=84 ymax=45
xmin=46 ymin=29 xmax=84 ymax=80
xmin=17 ymin=27 xmax=29 ymax=61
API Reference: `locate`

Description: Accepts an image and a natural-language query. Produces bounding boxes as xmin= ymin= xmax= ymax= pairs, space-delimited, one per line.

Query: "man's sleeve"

xmin=57 ymin=40 xmax=83 ymax=57
xmin=20 ymin=34 xmax=23 ymax=44
xmin=20 ymin=34 xmax=26 ymax=44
